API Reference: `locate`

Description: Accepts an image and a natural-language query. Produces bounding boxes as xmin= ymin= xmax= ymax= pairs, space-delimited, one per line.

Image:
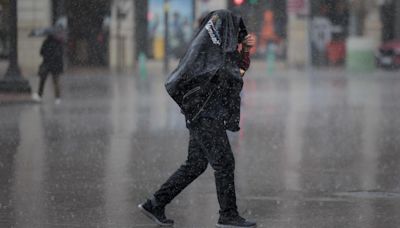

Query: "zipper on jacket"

xmin=183 ymin=86 xmax=201 ymax=100
xmin=190 ymin=86 xmax=217 ymax=122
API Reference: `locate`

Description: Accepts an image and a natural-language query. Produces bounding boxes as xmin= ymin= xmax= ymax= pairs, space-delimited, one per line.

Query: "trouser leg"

xmin=154 ymin=131 xmax=208 ymax=207
xmin=38 ymin=73 xmax=48 ymax=97
xmin=52 ymin=74 xmax=61 ymax=98
xmin=194 ymin=119 xmax=238 ymax=218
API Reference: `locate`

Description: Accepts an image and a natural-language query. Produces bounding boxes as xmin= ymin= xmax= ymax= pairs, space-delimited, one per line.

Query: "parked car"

xmin=376 ymin=40 xmax=400 ymax=69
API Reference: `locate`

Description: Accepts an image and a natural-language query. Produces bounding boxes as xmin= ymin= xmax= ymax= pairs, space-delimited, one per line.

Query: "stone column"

xmin=287 ymin=0 xmax=310 ymax=69
xmin=0 ymin=0 xmax=50 ymax=92
xmin=109 ymin=0 xmax=135 ymax=70
xmin=363 ymin=0 xmax=382 ymax=47
xmin=287 ymin=14 xmax=308 ymax=68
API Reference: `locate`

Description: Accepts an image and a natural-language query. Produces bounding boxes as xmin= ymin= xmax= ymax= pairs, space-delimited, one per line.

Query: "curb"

xmin=0 ymin=93 xmax=35 ymax=105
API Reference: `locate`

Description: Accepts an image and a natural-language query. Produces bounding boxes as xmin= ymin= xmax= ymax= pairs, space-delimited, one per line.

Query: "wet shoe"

xmin=216 ymin=215 xmax=256 ymax=228
xmin=138 ymin=199 xmax=174 ymax=227
xmin=32 ymin=93 xmax=42 ymax=103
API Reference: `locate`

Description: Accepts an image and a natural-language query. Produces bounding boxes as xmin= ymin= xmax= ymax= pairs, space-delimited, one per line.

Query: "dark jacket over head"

xmin=40 ymin=35 xmax=64 ymax=75
xmin=165 ymin=10 xmax=248 ymax=131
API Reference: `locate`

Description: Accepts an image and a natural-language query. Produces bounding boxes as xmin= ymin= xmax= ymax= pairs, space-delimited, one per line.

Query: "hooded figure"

xmin=32 ymin=33 xmax=64 ymax=104
xmin=166 ymin=9 xmax=248 ymax=131
xmin=139 ymin=10 xmax=256 ymax=228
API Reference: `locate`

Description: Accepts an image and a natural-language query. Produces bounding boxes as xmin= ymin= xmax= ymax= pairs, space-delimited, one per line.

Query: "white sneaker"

xmin=32 ymin=93 xmax=42 ymax=102
xmin=55 ymin=98 xmax=61 ymax=105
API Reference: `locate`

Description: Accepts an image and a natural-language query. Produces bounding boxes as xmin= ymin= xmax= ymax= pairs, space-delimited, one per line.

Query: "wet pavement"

xmin=1 ymin=64 xmax=400 ymax=227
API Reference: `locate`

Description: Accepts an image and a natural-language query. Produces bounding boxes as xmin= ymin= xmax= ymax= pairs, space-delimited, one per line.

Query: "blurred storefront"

xmin=224 ymin=0 xmax=400 ymax=69
xmin=51 ymin=0 xmax=111 ymax=67
xmin=146 ymin=0 xmax=232 ymax=60
xmin=228 ymin=0 xmax=288 ymax=60
xmin=65 ymin=0 xmax=111 ymax=66
xmin=1 ymin=0 xmax=111 ymax=72
xmin=286 ymin=0 xmax=400 ymax=69
xmin=6 ymin=0 xmax=185 ymax=73
xmin=310 ymin=0 xmax=400 ymax=70
xmin=310 ymin=0 xmax=349 ymax=66
xmin=2 ymin=0 xmax=400 ymax=73
xmin=380 ymin=0 xmax=400 ymax=42
xmin=147 ymin=0 xmax=195 ymax=60
xmin=51 ymin=0 xmax=134 ymax=70
xmin=1 ymin=0 xmax=111 ymax=73
xmin=56 ymin=0 xmax=135 ymax=70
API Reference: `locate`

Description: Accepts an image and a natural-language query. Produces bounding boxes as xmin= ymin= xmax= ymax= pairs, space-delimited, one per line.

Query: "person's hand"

xmin=240 ymin=68 xmax=245 ymax=77
xmin=242 ymin=34 xmax=256 ymax=48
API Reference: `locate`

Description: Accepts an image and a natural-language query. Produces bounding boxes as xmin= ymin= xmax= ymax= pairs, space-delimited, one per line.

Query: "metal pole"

xmin=0 ymin=0 xmax=31 ymax=93
xmin=306 ymin=0 xmax=312 ymax=71
xmin=5 ymin=0 xmax=21 ymax=78
xmin=192 ymin=0 xmax=196 ymax=24
xmin=134 ymin=0 xmax=148 ymax=59
xmin=396 ymin=0 xmax=400 ymax=39
xmin=117 ymin=11 xmax=122 ymax=71
xmin=163 ymin=0 xmax=170 ymax=74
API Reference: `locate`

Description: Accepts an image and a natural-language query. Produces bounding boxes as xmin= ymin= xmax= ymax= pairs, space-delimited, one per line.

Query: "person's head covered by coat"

xmin=165 ymin=9 xmax=248 ymax=110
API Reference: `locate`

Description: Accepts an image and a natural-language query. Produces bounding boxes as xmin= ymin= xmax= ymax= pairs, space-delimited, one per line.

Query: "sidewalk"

xmin=0 ymin=93 xmax=34 ymax=104
xmin=1 ymin=58 xmax=383 ymax=104
xmin=1 ymin=59 xmax=399 ymax=227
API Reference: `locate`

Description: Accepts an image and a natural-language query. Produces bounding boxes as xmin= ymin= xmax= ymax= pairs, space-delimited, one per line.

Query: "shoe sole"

xmin=138 ymin=204 xmax=174 ymax=227
xmin=216 ymin=223 xmax=256 ymax=228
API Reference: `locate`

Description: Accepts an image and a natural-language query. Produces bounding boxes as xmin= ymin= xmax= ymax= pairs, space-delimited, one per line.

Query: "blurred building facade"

xmin=1 ymin=0 xmax=121 ymax=73
xmin=227 ymin=0 xmax=400 ymax=69
xmin=1 ymin=0 xmax=400 ymax=74
xmin=15 ymin=0 xmax=52 ymax=72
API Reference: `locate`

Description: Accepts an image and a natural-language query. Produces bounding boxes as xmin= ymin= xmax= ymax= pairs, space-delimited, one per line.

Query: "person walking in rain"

xmin=32 ymin=31 xmax=64 ymax=104
xmin=139 ymin=10 xmax=256 ymax=227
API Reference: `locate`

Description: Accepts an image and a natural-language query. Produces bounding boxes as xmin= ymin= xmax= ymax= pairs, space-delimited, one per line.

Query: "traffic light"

xmin=233 ymin=0 xmax=245 ymax=6
xmin=249 ymin=0 xmax=258 ymax=4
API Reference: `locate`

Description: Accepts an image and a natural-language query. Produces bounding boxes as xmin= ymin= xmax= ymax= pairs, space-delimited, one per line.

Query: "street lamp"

xmin=163 ymin=0 xmax=170 ymax=73
xmin=0 ymin=0 xmax=31 ymax=93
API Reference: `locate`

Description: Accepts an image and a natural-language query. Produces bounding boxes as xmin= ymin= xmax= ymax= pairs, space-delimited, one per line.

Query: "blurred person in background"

xmin=259 ymin=10 xmax=278 ymax=55
xmin=311 ymin=5 xmax=332 ymax=66
xmin=32 ymin=31 xmax=64 ymax=104
xmin=138 ymin=10 xmax=256 ymax=228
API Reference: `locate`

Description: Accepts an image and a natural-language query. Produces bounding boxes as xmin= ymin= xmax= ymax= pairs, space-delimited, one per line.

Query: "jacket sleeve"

xmin=238 ymin=51 xmax=250 ymax=71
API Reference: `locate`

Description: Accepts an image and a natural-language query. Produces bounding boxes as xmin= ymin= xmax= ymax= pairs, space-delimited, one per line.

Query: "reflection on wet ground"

xmin=1 ymin=69 xmax=400 ymax=227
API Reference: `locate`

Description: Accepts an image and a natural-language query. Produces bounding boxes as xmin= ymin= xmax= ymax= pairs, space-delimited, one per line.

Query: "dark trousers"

xmin=153 ymin=118 xmax=238 ymax=218
xmin=38 ymin=72 xmax=61 ymax=98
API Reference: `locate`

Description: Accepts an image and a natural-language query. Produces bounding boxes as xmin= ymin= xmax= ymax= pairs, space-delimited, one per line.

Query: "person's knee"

xmin=210 ymin=157 xmax=235 ymax=174
xmin=193 ymin=160 xmax=208 ymax=175
xmin=181 ymin=158 xmax=208 ymax=176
